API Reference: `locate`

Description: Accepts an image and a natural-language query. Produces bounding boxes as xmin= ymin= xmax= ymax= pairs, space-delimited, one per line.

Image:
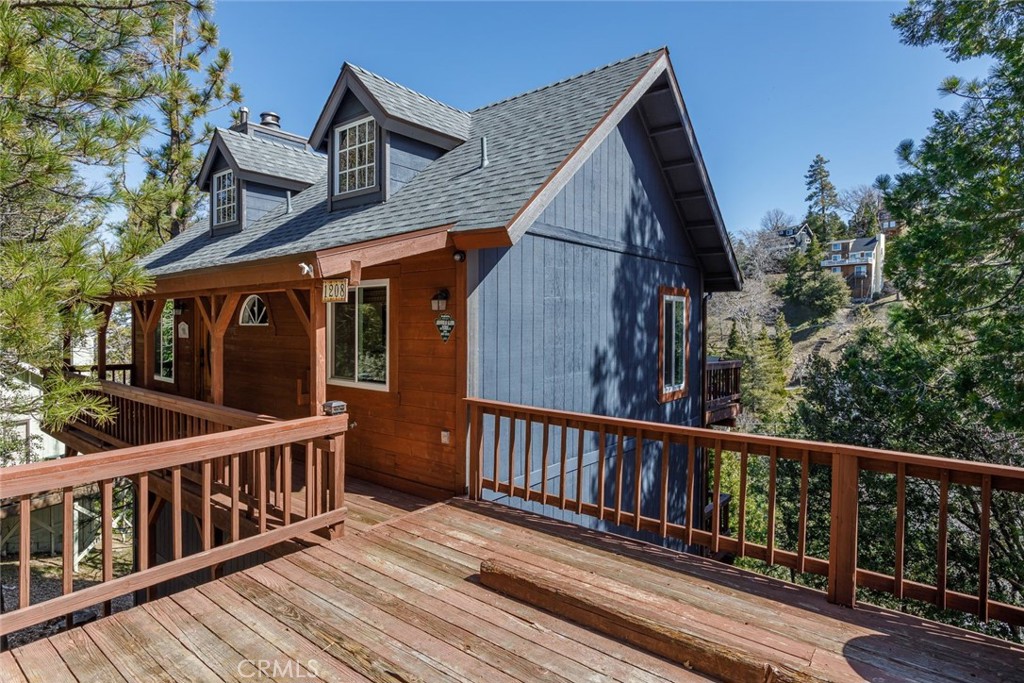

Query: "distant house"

xmin=878 ymin=208 xmax=904 ymax=238
xmin=822 ymin=234 xmax=886 ymax=300
xmin=776 ymin=222 xmax=813 ymax=252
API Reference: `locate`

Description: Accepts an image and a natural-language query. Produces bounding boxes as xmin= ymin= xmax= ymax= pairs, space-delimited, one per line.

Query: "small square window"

xmin=659 ymin=286 xmax=689 ymax=402
xmin=832 ymin=243 xmax=842 ymax=251
xmin=212 ymin=170 xmax=236 ymax=226
xmin=334 ymin=117 xmax=377 ymax=195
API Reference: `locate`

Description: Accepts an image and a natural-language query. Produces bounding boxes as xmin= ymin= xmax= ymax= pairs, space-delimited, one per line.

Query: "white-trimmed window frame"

xmin=238 ymin=295 xmax=270 ymax=326
xmin=327 ymin=279 xmax=390 ymax=392
xmin=658 ymin=286 xmax=690 ymax=403
xmin=831 ymin=242 xmax=842 ymax=251
xmin=212 ymin=169 xmax=237 ymax=226
xmin=854 ymin=265 xmax=868 ymax=276
xmin=154 ymin=300 xmax=175 ymax=383
xmin=333 ymin=116 xmax=377 ymax=196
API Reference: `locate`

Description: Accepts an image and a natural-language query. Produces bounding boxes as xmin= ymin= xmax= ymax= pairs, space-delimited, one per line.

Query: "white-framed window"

xmin=832 ymin=243 xmax=842 ymax=251
xmin=154 ymin=300 xmax=174 ymax=383
xmin=832 ymin=255 xmax=841 ymax=261
xmin=658 ymin=286 xmax=689 ymax=401
xmin=855 ymin=265 xmax=868 ymax=276
xmin=212 ymin=169 xmax=237 ymax=226
xmin=239 ymin=295 xmax=269 ymax=326
xmin=333 ymin=117 xmax=377 ymax=195
xmin=328 ymin=280 xmax=389 ymax=390
xmin=832 ymin=267 xmax=842 ymax=274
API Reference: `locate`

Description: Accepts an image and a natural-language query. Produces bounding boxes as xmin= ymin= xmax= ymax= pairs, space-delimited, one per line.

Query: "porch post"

xmin=310 ymin=283 xmax=326 ymax=416
xmin=210 ymin=293 xmax=241 ymax=406
xmin=137 ymin=299 xmax=166 ymax=390
xmin=96 ymin=304 xmax=110 ymax=380
xmin=827 ymin=451 xmax=859 ymax=608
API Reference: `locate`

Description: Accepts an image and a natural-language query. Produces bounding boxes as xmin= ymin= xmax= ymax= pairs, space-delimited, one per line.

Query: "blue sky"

xmin=204 ymin=1 xmax=988 ymax=235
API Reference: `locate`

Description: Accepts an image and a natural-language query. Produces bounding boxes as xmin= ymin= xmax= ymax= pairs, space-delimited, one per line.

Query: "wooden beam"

xmin=827 ymin=452 xmax=859 ymax=608
xmin=349 ymin=260 xmax=361 ymax=286
xmin=285 ymin=289 xmax=310 ymax=335
xmin=137 ymin=299 xmax=166 ymax=389
xmin=209 ymin=293 xmax=240 ymax=405
xmin=662 ymin=158 xmax=696 ymax=171
xmin=450 ymin=226 xmax=513 ymax=251
xmin=309 ymin=284 xmax=326 ymax=416
xmin=649 ymin=122 xmax=684 ymax=136
xmin=479 ymin=558 xmax=821 ymax=683
xmin=315 ymin=225 xmax=451 ymax=278
xmin=674 ymin=190 xmax=706 ymax=202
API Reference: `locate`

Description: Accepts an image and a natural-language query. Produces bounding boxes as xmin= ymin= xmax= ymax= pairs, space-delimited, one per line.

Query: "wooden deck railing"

xmin=466 ymin=398 xmax=1024 ymax=627
xmin=68 ymin=363 xmax=133 ymax=385
xmin=0 ymin=413 xmax=348 ymax=637
xmin=705 ymin=359 xmax=741 ymax=409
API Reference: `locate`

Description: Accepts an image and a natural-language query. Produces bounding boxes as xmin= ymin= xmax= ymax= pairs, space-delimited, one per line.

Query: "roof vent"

xmin=259 ymin=111 xmax=281 ymax=129
xmin=480 ymin=136 xmax=489 ymax=169
xmin=238 ymin=106 xmax=249 ymax=124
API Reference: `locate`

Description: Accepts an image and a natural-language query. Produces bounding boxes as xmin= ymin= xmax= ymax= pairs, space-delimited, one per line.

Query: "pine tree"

xmin=725 ymin=321 xmax=744 ymax=360
xmin=803 ymin=154 xmax=845 ymax=241
xmin=117 ymin=1 xmax=242 ymax=245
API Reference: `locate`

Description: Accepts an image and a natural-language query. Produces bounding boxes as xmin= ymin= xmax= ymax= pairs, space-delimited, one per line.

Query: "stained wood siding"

xmin=389 ymin=133 xmax=443 ymax=195
xmin=470 ymin=109 xmax=705 ymax=544
xmin=326 ymin=251 xmax=461 ymax=499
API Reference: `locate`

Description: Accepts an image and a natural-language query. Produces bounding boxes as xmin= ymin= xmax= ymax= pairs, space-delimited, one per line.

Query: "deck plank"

xmin=113 ymin=607 xmax=223 ymax=682
xmin=0 ymin=651 xmax=28 ymax=683
xmin=48 ymin=627 xmax=128 ymax=683
xmin=83 ymin=613 xmax=174 ymax=682
xmin=10 ymin=639 xmax=73 ymax=683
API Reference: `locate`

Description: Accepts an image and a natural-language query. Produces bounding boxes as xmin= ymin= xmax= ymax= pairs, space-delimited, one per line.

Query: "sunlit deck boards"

xmin=6 ymin=491 xmax=1023 ymax=682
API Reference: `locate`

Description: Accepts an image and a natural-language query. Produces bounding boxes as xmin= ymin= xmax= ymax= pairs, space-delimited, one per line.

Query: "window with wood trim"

xmin=154 ymin=300 xmax=174 ymax=383
xmin=658 ymin=286 xmax=689 ymax=402
xmin=333 ymin=117 xmax=376 ymax=195
xmin=239 ymin=295 xmax=269 ymax=326
xmin=328 ymin=280 xmax=388 ymax=390
xmin=212 ymin=169 xmax=237 ymax=226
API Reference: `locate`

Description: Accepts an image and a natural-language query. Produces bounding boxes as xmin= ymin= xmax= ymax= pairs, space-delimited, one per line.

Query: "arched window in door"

xmin=239 ymin=295 xmax=269 ymax=326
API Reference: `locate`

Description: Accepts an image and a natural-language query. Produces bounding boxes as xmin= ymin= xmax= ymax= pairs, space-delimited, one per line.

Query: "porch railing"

xmin=705 ymin=360 xmax=741 ymax=411
xmin=68 ymin=363 xmax=133 ymax=385
xmin=466 ymin=398 xmax=1024 ymax=627
xmin=0 ymin=413 xmax=348 ymax=637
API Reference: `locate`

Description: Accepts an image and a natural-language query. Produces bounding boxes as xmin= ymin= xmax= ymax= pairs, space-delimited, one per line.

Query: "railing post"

xmin=329 ymin=432 xmax=345 ymax=539
xmin=828 ymin=451 xmax=859 ymax=608
xmin=469 ymin=403 xmax=482 ymax=500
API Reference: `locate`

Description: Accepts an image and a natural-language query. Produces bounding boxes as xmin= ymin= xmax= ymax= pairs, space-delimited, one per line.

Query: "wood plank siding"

xmin=469 ymin=109 xmax=705 ymax=540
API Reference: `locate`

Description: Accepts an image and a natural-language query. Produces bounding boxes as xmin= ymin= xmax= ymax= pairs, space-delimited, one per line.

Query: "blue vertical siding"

xmin=244 ymin=182 xmax=289 ymax=225
xmin=470 ymin=109 xmax=705 ymax=547
xmin=389 ymin=133 xmax=443 ymax=195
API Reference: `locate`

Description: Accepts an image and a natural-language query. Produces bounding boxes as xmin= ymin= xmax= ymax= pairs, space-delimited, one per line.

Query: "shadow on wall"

xmin=586 ymin=172 xmax=703 ymax=551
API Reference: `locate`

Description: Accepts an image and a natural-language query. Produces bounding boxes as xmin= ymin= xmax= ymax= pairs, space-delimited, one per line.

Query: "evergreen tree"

xmin=725 ymin=321 xmax=743 ymax=360
xmin=778 ymin=238 xmax=850 ymax=321
xmin=117 ymin=1 xmax=242 ymax=245
xmin=0 ymin=1 xmax=184 ymax=429
xmin=803 ymin=154 xmax=845 ymax=241
xmin=772 ymin=312 xmax=793 ymax=371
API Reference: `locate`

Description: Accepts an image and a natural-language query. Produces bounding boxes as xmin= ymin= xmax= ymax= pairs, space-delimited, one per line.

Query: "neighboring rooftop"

xmin=5 ymin=492 xmax=1021 ymax=681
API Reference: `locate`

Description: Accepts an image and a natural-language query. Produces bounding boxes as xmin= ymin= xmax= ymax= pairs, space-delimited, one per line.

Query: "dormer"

xmin=197 ymin=110 xmax=326 ymax=235
xmin=308 ymin=63 xmax=470 ymax=212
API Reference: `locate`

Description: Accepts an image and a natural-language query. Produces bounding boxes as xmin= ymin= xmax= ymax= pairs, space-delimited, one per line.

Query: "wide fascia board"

xmin=315 ymin=224 xmax=453 ymax=277
xmin=663 ymin=57 xmax=743 ymax=291
xmin=503 ymin=51 xmax=669 ymax=244
xmin=196 ymin=132 xmax=236 ymax=192
xmin=310 ymin=67 xmax=465 ymax=153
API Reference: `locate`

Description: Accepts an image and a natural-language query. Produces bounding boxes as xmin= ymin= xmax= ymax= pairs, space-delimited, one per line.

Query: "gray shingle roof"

xmin=142 ymin=49 xmax=664 ymax=277
xmin=347 ymin=63 xmax=472 ymax=142
xmin=218 ymin=128 xmax=326 ymax=186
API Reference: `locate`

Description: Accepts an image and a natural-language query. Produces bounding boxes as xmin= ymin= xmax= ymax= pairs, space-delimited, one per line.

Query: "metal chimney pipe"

xmin=480 ymin=136 xmax=489 ymax=169
xmin=259 ymin=111 xmax=281 ymax=129
xmin=238 ymin=106 xmax=249 ymax=124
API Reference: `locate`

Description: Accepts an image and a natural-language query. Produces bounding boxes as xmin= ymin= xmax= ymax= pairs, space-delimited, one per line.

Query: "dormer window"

xmin=213 ymin=169 xmax=237 ymax=226
xmin=334 ymin=117 xmax=376 ymax=195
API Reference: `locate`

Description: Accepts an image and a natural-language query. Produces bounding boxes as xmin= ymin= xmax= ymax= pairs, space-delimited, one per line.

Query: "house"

xmin=776 ymin=221 xmax=813 ymax=252
xmin=822 ymin=233 xmax=886 ymax=301
xmin=3 ymin=49 xmax=1021 ymax=680
xmin=878 ymin=207 xmax=905 ymax=238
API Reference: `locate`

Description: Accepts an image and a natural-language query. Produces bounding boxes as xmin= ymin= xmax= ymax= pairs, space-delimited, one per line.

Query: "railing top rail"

xmin=464 ymin=397 xmax=1024 ymax=485
xmin=707 ymin=360 xmax=742 ymax=370
xmin=0 ymin=414 xmax=348 ymax=500
xmin=88 ymin=377 xmax=278 ymax=428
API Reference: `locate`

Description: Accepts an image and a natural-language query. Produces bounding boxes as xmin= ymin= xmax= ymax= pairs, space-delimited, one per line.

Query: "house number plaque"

xmin=322 ymin=279 xmax=349 ymax=303
xmin=434 ymin=314 xmax=455 ymax=343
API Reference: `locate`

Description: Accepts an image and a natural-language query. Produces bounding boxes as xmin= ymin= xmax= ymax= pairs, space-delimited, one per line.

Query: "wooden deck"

xmin=3 ymin=485 xmax=1022 ymax=682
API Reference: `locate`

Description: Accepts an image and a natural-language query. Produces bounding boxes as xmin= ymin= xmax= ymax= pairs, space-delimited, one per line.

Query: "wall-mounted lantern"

xmin=431 ymin=289 xmax=449 ymax=312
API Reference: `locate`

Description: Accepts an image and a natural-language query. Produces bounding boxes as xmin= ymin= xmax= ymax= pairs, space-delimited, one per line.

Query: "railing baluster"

xmin=19 ymin=495 xmax=30 ymax=609
xmin=540 ymin=416 xmax=550 ymax=506
xmin=62 ymin=486 xmax=73 ymax=629
xmin=305 ymin=440 xmax=314 ymax=519
xmin=738 ymin=443 xmax=748 ymax=557
xmin=767 ymin=446 xmax=777 ymax=565
xmin=507 ymin=411 xmax=517 ymax=497
xmin=979 ymin=474 xmax=991 ymax=621
xmin=492 ymin=410 xmax=502 ymax=496
xmin=614 ymin=427 xmax=624 ymax=526
xmin=523 ymin=413 xmax=533 ymax=500
xmin=660 ymin=434 xmax=671 ymax=538
xmin=171 ymin=467 xmax=182 ymax=560
xmin=138 ymin=472 xmax=149 ymax=580
xmin=258 ymin=448 xmax=268 ymax=534
xmin=936 ymin=470 xmax=949 ymax=610
xmin=329 ymin=433 xmax=345 ymax=539
xmin=685 ymin=435 xmax=695 ymax=545
xmin=712 ymin=439 xmax=722 ymax=553
xmin=283 ymin=444 xmax=293 ymax=525
xmin=201 ymin=460 xmax=212 ymax=550
xmin=101 ymin=479 xmax=113 ymax=616
xmin=575 ymin=423 xmax=585 ymax=514
xmin=231 ymin=452 xmax=241 ymax=541
xmin=895 ymin=462 xmax=906 ymax=600
xmin=597 ymin=424 xmax=607 ymax=520
xmin=559 ymin=419 xmax=568 ymax=509
xmin=634 ymin=428 xmax=643 ymax=532
xmin=798 ymin=449 xmax=809 ymax=574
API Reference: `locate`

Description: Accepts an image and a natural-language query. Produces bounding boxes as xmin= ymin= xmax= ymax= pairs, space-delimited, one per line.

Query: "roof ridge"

xmin=471 ymin=47 xmax=665 ymax=113
xmin=346 ymin=63 xmax=470 ymax=117
xmin=218 ymin=127 xmax=324 ymax=158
